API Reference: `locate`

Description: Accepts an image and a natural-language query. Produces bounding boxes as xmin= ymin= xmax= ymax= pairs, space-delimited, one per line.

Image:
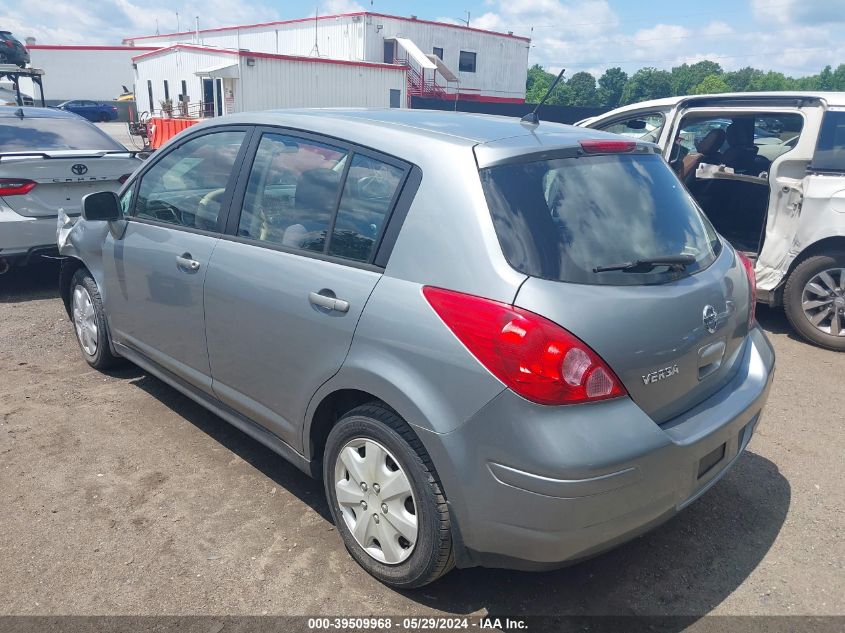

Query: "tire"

xmin=783 ymin=252 xmax=845 ymax=351
xmin=323 ymin=403 xmax=454 ymax=588
xmin=69 ymin=268 xmax=123 ymax=369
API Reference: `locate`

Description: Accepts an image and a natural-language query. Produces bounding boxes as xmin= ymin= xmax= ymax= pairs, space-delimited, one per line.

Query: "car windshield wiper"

xmin=593 ymin=254 xmax=696 ymax=273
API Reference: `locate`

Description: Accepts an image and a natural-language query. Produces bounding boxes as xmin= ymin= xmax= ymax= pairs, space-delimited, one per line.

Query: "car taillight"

xmin=737 ymin=252 xmax=757 ymax=327
xmin=423 ymin=286 xmax=627 ymax=406
xmin=0 ymin=179 xmax=36 ymax=196
xmin=118 ymin=174 xmax=131 ymax=184
xmin=4 ymin=41 xmax=14 ymax=48
xmin=579 ymin=139 xmax=636 ymax=154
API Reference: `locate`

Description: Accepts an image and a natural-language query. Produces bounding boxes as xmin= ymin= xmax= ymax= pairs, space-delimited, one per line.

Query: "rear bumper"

xmin=421 ymin=326 xmax=775 ymax=570
xmin=0 ymin=205 xmax=63 ymax=262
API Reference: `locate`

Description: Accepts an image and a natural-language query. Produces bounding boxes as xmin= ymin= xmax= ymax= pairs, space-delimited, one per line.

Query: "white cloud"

xmin=320 ymin=0 xmax=365 ymax=15
xmin=750 ymin=0 xmax=845 ymax=25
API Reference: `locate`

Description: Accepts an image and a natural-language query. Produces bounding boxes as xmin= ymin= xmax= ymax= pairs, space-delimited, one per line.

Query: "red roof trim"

xmin=131 ymin=44 xmax=407 ymax=71
xmin=27 ymin=45 xmax=158 ymax=51
xmin=123 ymin=11 xmax=530 ymax=44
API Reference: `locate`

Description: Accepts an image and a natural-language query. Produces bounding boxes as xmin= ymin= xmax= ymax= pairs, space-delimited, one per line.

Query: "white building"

xmin=21 ymin=45 xmax=156 ymax=102
xmin=125 ymin=11 xmax=530 ymax=111
xmin=132 ymin=44 xmax=407 ymax=115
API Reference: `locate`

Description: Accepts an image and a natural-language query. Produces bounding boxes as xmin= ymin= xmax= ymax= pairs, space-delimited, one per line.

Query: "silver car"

xmin=0 ymin=106 xmax=140 ymax=273
xmin=57 ymin=110 xmax=775 ymax=588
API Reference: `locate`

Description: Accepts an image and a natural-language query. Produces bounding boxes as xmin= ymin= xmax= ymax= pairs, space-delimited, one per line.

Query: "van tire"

xmin=784 ymin=252 xmax=845 ymax=351
xmin=323 ymin=403 xmax=454 ymax=588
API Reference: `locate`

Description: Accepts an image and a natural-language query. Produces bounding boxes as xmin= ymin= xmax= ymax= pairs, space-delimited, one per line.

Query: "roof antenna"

xmin=521 ymin=68 xmax=565 ymax=128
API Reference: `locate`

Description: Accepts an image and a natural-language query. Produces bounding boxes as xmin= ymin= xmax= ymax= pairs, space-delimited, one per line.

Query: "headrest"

xmin=696 ymin=128 xmax=726 ymax=154
xmin=296 ymin=168 xmax=341 ymax=210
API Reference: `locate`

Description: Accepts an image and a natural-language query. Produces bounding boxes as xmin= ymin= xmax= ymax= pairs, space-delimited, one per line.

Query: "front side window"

xmin=328 ymin=154 xmax=404 ymax=262
xmin=134 ymin=130 xmax=245 ymax=230
xmin=480 ymin=153 xmax=721 ymax=286
xmin=459 ymin=51 xmax=476 ymax=73
xmin=433 ymin=47 xmax=444 ymax=60
xmin=119 ymin=182 xmax=135 ymax=215
xmin=238 ymin=133 xmax=348 ymax=254
xmin=813 ymin=111 xmax=845 ymax=173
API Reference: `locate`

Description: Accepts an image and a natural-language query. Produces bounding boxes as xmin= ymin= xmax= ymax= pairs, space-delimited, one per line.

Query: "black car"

xmin=0 ymin=31 xmax=30 ymax=68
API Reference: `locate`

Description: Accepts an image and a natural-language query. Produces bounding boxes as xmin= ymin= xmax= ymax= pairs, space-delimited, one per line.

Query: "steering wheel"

xmin=148 ymin=200 xmax=181 ymax=224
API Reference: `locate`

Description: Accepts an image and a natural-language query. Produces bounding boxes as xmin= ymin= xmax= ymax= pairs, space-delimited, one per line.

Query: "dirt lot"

xmin=0 ymin=260 xmax=842 ymax=618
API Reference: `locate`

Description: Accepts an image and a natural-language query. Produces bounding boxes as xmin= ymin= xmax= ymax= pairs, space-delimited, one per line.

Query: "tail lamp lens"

xmin=423 ymin=286 xmax=627 ymax=405
xmin=579 ymin=139 xmax=637 ymax=154
xmin=737 ymin=251 xmax=757 ymax=327
xmin=0 ymin=179 xmax=36 ymax=196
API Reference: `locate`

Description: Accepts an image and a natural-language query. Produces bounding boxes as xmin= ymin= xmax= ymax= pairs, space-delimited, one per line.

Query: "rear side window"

xmin=238 ymin=133 xmax=348 ymax=254
xmin=813 ymin=111 xmax=845 ymax=173
xmin=480 ymin=153 xmax=722 ymax=286
xmin=0 ymin=117 xmax=123 ymax=152
xmin=329 ymin=155 xmax=404 ymax=262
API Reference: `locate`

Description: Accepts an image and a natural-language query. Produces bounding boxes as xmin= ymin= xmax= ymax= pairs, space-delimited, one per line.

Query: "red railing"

xmin=395 ymin=53 xmax=448 ymax=106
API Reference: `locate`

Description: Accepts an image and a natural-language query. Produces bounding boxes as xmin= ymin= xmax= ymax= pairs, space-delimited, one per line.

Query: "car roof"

xmin=596 ymin=92 xmax=845 ymax=117
xmin=210 ymin=108 xmax=618 ymax=149
xmin=0 ymin=106 xmax=79 ymax=119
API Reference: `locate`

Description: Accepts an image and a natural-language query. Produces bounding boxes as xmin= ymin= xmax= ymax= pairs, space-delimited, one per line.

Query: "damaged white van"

xmin=581 ymin=93 xmax=845 ymax=351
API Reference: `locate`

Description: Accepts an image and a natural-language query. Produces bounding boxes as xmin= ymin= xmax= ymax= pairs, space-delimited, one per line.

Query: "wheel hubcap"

xmin=334 ymin=438 xmax=418 ymax=565
xmin=801 ymin=267 xmax=845 ymax=337
xmin=72 ymin=285 xmax=98 ymax=355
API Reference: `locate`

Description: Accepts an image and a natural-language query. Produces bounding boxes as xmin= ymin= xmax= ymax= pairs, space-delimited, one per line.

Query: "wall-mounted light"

xmin=246 ymin=58 xmax=256 ymax=67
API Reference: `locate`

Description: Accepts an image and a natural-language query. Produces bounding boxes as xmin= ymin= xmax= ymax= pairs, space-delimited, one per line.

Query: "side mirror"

xmin=81 ymin=191 xmax=121 ymax=222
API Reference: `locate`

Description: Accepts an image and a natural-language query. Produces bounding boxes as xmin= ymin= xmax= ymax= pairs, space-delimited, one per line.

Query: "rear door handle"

xmin=309 ymin=291 xmax=349 ymax=313
xmin=176 ymin=253 xmax=201 ymax=272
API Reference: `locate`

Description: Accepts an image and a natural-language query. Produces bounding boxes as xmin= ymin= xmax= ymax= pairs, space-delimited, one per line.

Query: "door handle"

xmin=176 ymin=253 xmax=201 ymax=272
xmin=309 ymin=291 xmax=350 ymax=314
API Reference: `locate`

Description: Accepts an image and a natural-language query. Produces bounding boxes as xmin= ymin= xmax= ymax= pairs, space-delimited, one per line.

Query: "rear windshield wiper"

xmin=593 ymin=254 xmax=696 ymax=273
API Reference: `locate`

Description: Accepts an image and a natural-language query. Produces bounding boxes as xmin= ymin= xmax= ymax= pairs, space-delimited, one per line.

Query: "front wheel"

xmin=70 ymin=268 xmax=123 ymax=369
xmin=783 ymin=252 xmax=845 ymax=351
xmin=323 ymin=403 xmax=454 ymax=588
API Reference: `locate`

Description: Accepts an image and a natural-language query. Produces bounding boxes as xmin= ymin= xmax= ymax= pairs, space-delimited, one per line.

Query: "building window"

xmin=180 ymin=80 xmax=188 ymax=101
xmin=163 ymin=80 xmax=169 ymax=101
xmin=147 ymin=80 xmax=154 ymax=111
xmin=433 ymin=47 xmax=444 ymax=60
xmin=389 ymin=89 xmax=401 ymax=108
xmin=458 ymin=51 xmax=476 ymax=73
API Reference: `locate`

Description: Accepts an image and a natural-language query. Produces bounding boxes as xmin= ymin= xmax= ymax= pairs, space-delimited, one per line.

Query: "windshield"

xmin=480 ymin=153 xmax=722 ymax=286
xmin=0 ymin=116 xmax=123 ymax=152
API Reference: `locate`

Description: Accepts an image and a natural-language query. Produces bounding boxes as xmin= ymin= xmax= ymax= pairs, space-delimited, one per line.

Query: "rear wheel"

xmin=323 ymin=403 xmax=454 ymax=588
xmin=784 ymin=252 xmax=845 ymax=351
xmin=70 ymin=268 xmax=122 ymax=369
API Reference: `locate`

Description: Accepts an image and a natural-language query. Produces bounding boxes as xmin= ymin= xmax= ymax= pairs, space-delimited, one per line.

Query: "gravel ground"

xmin=0 ymin=260 xmax=842 ymax=618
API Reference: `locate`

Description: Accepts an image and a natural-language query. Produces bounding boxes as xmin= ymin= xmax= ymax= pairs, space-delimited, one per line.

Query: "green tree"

xmin=833 ymin=64 xmax=845 ymax=91
xmin=598 ymin=67 xmax=628 ymax=107
xmin=566 ymin=71 xmax=599 ymax=106
xmin=749 ymin=71 xmax=791 ymax=91
xmin=819 ymin=65 xmax=834 ymax=90
xmin=723 ymin=67 xmax=764 ymax=92
xmin=620 ymin=67 xmax=672 ymax=105
xmin=692 ymin=73 xmax=730 ymax=95
xmin=671 ymin=60 xmax=723 ymax=95
xmin=524 ymin=64 xmax=570 ymax=104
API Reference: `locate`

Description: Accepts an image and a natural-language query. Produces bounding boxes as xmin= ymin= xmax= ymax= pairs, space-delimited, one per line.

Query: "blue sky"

xmin=2 ymin=0 xmax=844 ymax=77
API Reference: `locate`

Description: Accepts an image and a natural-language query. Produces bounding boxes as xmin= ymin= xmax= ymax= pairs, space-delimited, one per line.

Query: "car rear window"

xmin=812 ymin=111 xmax=845 ymax=173
xmin=0 ymin=117 xmax=123 ymax=152
xmin=480 ymin=152 xmax=722 ymax=286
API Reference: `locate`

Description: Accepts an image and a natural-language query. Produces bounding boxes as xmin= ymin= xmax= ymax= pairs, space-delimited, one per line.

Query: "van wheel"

xmin=70 ymin=268 xmax=122 ymax=369
xmin=784 ymin=253 xmax=845 ymax=351
xmin=323 ymin=403 xmax=454 ymax=588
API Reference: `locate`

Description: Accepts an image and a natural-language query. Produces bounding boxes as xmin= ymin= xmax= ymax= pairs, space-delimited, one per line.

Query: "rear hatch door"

xmin=476 ymin=137 xmax=753 ymax=423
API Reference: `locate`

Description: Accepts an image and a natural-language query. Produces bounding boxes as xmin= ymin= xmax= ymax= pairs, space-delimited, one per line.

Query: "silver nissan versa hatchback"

xmin=57 ymin=110 xmax=775 ymax=588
